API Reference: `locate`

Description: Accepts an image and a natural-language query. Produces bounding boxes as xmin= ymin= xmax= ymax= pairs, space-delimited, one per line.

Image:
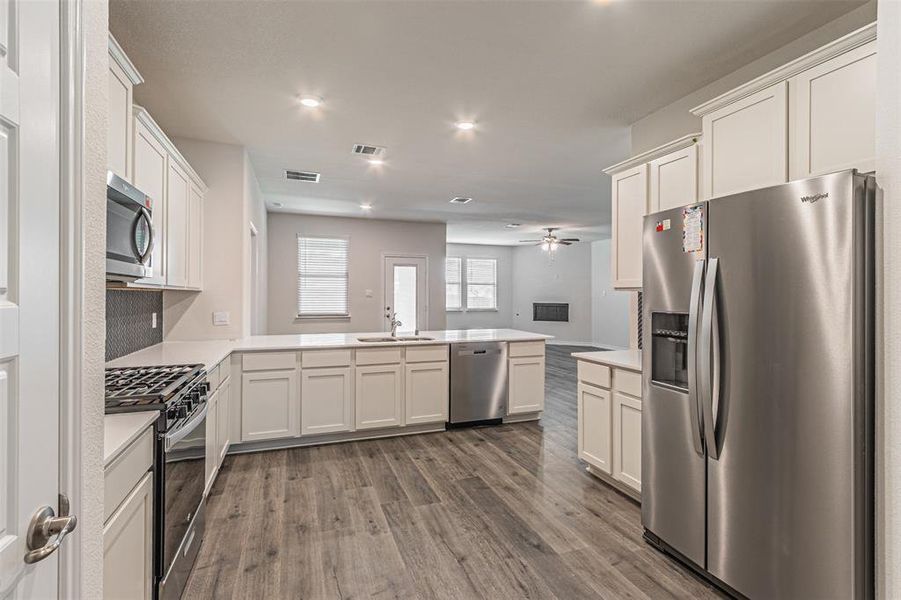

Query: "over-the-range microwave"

xmin=106 ymin=171 xmax=154 ymax=281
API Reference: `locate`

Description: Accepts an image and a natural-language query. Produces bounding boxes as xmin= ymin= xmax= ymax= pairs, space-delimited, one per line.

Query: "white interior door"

xmin=0 ymin=0 xmax=63 ymax=596
xmin=384 ymin=256 xmax=427 ymax=334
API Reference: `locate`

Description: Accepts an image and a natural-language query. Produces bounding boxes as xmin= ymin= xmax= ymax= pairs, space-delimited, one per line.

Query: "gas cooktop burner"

xmin=105 ymin=364 xmax=205 ymax=408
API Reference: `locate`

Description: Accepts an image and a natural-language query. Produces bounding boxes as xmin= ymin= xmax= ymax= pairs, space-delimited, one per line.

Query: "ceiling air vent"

xmin=351 ymin=144 xmax=386 ymax=157
xmin=286 ymin=170 xmax=320 ymax=183
xmin=450 ymin=197 xmax=472 ymax=204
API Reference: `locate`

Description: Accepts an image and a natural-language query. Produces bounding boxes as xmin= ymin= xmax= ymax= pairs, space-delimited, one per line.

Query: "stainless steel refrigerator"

xmin=641 ymin=170 xmax=875 ymax=599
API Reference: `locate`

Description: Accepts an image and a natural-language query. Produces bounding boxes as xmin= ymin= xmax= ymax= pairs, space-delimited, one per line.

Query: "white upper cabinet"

xmin=133 ymin=116 xmax=167 ymax=286
xmin=649 ymin=144 xmax=699 ymax=212
xmin=610 ymin=165 xmax=648 ymax=289
xmin=789 ymin=39 xmax=877 ymax=179
xmin=107 ymin=34 xmax=142 ymax=182
xmin=700 ymin=82 xmax=788 ymax=199
xmin=166 ymin=160 xmax=190 ymax=288
xmin=187 ymin=183 xmax=204 ymax=290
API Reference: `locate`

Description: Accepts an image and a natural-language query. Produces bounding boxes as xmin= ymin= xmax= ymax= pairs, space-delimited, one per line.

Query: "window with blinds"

xmin=466 ymin=258 xmax=497 ymax=310
xmin=446 ymin=257 xmax=462 ymax=311
xmin=297 ymin=236 xmax=349 ymax=317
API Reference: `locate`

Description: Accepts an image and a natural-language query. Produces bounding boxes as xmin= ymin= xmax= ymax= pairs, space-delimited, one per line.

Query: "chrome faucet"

xmin=386 ymin=306 xmax=402 ymax=337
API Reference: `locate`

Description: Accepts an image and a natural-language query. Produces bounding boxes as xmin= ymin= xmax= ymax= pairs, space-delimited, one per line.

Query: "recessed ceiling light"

xmin=505 ymin=223 xmax=521 ymax=228
xmin=450 ymin=197 xmax=472 ymax=205
xmin=360 ymin=203 xmax=372 ymax=210
xmin=299 ymin=95 xmax=323 ymax=108
xmin=367 ymin=158 xmax=384 ymax=166
xmin=455 ymin=121 xmax=475 ymax=131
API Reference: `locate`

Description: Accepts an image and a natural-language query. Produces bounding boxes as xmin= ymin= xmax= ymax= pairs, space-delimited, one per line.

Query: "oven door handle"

xmin=165 ymin=403 xmax=208 ymax=451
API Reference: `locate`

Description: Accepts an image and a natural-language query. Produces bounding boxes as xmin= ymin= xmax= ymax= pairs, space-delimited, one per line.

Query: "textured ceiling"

xmin=111 ymin=0 xmax=864 ymax=245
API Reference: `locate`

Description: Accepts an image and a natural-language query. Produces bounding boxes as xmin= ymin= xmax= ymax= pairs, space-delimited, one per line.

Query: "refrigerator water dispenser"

xmin=650 ymin=312 xmax=689 ymax=392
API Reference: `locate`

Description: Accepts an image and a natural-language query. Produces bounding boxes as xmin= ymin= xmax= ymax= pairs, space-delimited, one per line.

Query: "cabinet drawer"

xmin=302 ymin=349 xmax=352 ymax=368
xmin=578 ymin=361 xmax=611 ymax=389
xmin=104 ymin=427 xmax=154 ymax=523
xmin=613 ymin=368 xmax=642 ymax=398
xmin=355 ymin=347 xmax=403 ymax=366
xmin=508 ymin=341 xmax=545 ymax=358
xmin=207 ymin=363 xmax=220 ymax=391
xmin=242 ymin=352 xmax=297 ymax=372
xmin=405 ymin=345 xmax=448 ymax=363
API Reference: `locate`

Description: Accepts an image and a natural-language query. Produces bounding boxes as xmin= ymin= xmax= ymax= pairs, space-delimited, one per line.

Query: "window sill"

xmin=446 ymin=308 xmax=464 ymax=313
xmin=448 ymin=308 xmax=499 ymax=313
xmin=295 ymin=314 xmax=351 ymax=321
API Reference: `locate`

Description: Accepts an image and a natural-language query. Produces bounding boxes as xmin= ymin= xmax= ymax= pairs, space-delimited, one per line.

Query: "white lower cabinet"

xmin=613 ymin=392 xmax=642 ymax=493
xmin=104 ymin=471 xmax=153 ymax=600
xmin=217 ymin=375 xmax=230 ymax=463
xmin=301 ymin=367 xmax=353 ymax=436
xmin=508 ymin=356 xmax=545 ymax=414
xmin=355 ymin=364 xmax=403 ymax=430
xmin=405 ymin=361 xmax=449 ymax=425
xmin=577 ymin=382 xmax=612 ymax=475
xmin=205 ymin=389 xmax=218 ymax=492
xmin=241 ymin=369 xmax=299 ymax=441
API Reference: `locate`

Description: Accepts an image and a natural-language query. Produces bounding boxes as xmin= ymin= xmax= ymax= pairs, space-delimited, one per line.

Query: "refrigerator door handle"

xmin=686 ymin=259 xmax=706 ymax=456
xmin=700 ymin=257 xmax=721 ymax=460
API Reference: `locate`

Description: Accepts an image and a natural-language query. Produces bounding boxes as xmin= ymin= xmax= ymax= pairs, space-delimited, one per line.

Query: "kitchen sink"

xmin=356 ymin=335 xmax=436 ymax=343
xmin=357 ymin=336 xmax=399 ymax=343
xmin=395 ymin=336 xmax=435 ymax=341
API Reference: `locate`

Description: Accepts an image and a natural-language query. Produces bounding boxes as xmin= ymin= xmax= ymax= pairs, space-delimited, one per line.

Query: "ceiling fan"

xmin=519 ymin=227 xmax=580 ymax=251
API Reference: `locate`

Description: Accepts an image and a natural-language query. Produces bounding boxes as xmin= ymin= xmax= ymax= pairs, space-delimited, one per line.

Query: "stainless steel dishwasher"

xmin=449 ymin=341 xmax=508 ymax=426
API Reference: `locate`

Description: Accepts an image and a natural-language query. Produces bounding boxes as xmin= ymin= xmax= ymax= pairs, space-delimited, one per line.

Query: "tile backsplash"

xmin=106 ymin=289 xmax=163 ymax=361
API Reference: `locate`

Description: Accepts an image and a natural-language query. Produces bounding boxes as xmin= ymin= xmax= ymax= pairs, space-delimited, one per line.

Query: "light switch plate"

xmin=151 ymin=312 xmax=158 ymax=328
xmin=365 ymin=289 xmax=373 ymax=298
xmin=213 ymin=311 xmax=230 ymax=326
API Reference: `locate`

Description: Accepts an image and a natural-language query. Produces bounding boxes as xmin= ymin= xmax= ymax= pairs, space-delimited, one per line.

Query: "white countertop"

xmin=104 ymin=411 xmax=158 ymax=467
xmin=106 ymin=329 xmax=553 ymax=370
xmin=571 ymin=349 xmax=642 ymax=371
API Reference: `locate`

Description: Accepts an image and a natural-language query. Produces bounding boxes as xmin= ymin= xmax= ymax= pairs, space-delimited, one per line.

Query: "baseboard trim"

xmin=227 ymin=422 xmax=446 ymax=455
xmin=585 ymin=463 xmax=641 ymax=503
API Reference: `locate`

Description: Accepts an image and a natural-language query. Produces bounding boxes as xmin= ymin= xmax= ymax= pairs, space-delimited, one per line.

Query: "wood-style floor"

xmin=184 ymin=345 xmax=723 ymax=599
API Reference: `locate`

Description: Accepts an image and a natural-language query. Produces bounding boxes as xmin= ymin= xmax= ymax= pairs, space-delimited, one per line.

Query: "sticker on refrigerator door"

xmin=682 ymin=206 xmax=704 ymax=253
xmin=655 ymin=219 xmax=671 ymax=232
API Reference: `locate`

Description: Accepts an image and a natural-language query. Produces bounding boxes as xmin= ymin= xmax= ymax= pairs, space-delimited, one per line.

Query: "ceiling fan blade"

xmin=559 ymin=238 xmax=580 ymax=242
xmin=558 ymin=241 xmax=573 ymax=245
xmin=519 ymin=239 xmax=542 ymax=243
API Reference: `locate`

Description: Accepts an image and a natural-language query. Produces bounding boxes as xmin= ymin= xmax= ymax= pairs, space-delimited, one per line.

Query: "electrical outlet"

xmin=213 ymin=311 xmax=230 ymax=326
xmin=151 ymin=312 xmax=158 ymax=329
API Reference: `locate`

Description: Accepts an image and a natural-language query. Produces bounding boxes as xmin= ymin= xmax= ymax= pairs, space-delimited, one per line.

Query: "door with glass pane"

xmin=384 ymin=256 xmax=428 ymax=334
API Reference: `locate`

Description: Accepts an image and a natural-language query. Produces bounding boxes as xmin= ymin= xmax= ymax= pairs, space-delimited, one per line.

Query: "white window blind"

xmin=297 ymin=236 xmax=349 ymax=316
xmin=466 ymin=258 xmax=497 ymax=310
xmin=446 ymin=257 xmax=462 ymax=311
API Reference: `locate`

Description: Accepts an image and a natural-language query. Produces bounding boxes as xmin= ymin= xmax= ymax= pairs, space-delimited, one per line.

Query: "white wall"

xmin=163 ymin=139 xmax=267 ymax=340
xmin=510 ymin=243 xmax=593 ymax=344
xmin=590 ymin=240 xmax=631 ymax=349
xmin=267 ymin=214 xmax=447 ymax=334
xmin=445 ymin=243 xmax=514 ymax=330
xmin=877 ymin=2 xmax=901 ymax=596
xmin=245 ymin=155 xmax=268 ymax=335
xmin=630 ymin=2 xmax=877 ymax=155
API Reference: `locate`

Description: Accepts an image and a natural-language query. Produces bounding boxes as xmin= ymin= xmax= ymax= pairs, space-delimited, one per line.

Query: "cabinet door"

xmin=649 ymin=144 xmax=699 ymax=213
xmin=241 ymin=369 xmax=299 ymax=441
xmin=165 ymin=160 xmax=189 ymax=288
xmin=104 ymin=472 xmax=153 ymax=600
xmin=133 ymin=120 xmax=167 ymax=286
xmin=702 ymin=81 xmax=787 ymax=199
xmin=508 ymin=356 xmax=545 ymax=415
xmin=217 ymin=376 xmax=230 ymax=464
xmin=107 ymin=57 xmax=133 ymax=181
xmin=354 ymin=364 xmax=403 ymax=430
xmin=789 ymin=41 xmax=877 ymax=179
xmin=578 ymin=383 xmax=612 ymax=474
xmin=405 ymin=361 xmax=449 ymax=425
xmin=610 ymin=164 xmax=648 ymax=289
xmin=205 ymin=390 xmax=218 ymax=493
xmin=301 ymin=367 xmax=353 ymax=436
xmin=613 ymin=392 xmax=642 ymax=494
xmin=187 ymin=184 xmax=204 ymax=290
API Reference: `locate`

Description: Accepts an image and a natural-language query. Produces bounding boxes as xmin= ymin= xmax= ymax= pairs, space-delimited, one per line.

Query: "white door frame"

xmin=249 ymin=221 xmax=261 ymax=335
xmin=381 ymin=253 xmax=429 ymax=332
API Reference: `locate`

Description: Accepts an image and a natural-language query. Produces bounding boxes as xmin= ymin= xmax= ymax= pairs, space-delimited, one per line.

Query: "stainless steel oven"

xmin=107 ymin=170 xmax=154 ymax=281
xmin=159 ymin=400 xmax=207 ymax=600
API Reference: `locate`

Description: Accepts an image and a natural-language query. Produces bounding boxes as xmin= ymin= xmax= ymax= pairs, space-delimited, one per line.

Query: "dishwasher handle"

xmin=457 ymin=348 xmax=502 ymax=357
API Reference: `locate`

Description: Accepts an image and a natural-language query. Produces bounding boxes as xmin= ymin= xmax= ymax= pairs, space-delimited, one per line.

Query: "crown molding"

xmin=108 ymin=33 xmax=144 ymax=85
xmin=603 ymin=132 xmax=701 ymax=175
xmin=690 ymin=22 xmax=876 ymax=117
xmin=133 ymin=105 xmax=208 ymax=192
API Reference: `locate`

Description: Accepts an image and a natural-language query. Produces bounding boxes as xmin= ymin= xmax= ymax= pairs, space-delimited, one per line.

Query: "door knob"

xmin=24 ymin=494 xmax=77 ymax=564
